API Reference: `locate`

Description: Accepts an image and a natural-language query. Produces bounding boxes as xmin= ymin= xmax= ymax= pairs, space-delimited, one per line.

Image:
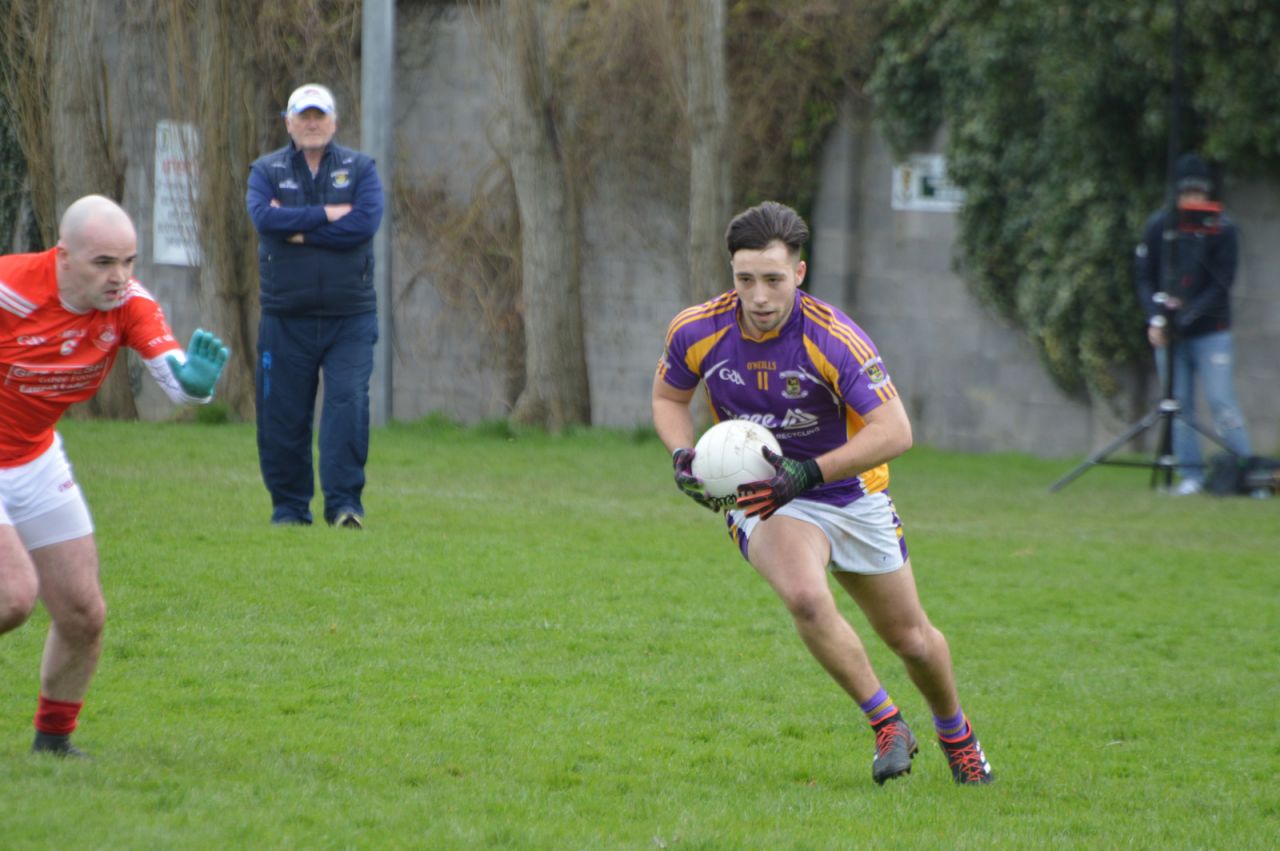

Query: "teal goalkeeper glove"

xmin=736 ymin=446 xmax=823 ymax=520
xmin=166 ymin=329 xmax=230 ymax=398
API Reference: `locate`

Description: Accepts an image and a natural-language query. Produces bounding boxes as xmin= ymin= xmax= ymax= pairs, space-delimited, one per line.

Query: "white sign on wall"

xmin=891 ymin=153 xmax=965 ymax=213
xmin=153 ymin=120 xmax=202 ymax=266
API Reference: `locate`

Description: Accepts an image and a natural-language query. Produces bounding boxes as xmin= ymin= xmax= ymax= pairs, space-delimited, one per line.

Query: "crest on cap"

xmin=286 ymin=84 xmax=336 ymax=116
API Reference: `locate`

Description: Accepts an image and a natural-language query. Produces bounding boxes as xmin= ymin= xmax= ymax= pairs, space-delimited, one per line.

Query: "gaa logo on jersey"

xmin=718 ymin=367 xmax=746 ymax=386
xmin=780 ymin=370 xmax=809 ymax=400
xmin=332 ymin=170 xmax=351 ymax=189
xmin=92 ymin=325 xmax=118 ymax=352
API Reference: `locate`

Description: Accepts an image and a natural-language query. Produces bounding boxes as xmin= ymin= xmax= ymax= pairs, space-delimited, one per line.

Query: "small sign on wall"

xmin=891 ymin=154 xmax=965 ymax=213
xmin=153 ymin=120 xmax=202 ymax=266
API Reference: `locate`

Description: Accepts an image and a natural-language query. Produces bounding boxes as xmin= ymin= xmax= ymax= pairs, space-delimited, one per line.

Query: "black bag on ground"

xmin=1207 ymin=453 xmax=1280 ymax=496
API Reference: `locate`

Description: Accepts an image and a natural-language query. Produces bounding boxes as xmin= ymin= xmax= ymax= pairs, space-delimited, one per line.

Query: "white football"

xmin=691 ymin=419 xmax=781 ymax=498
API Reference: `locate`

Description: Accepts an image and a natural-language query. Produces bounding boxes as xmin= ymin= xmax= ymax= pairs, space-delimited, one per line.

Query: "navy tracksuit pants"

xmin=255 ymin=312 xmax=378 ymax=524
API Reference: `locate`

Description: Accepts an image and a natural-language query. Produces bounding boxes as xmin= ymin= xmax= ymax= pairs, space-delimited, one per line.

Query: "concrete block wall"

xmin=109 ymin=3 xmax=1277 ymax=459
xmin=579 ymin=184 xmax=689 ymax=429
xmin=811 ymin=101 xmax=1279 ymax=458
xmin=387 ymin=5 xmax=516 ymax=424
xmin=810 ymin=106 xmax=1094 ymax=457
xmin=1225 ymin=177 xmax=1280 ymax=455
xmin=387 ymin=5 xmax=691 ymax=431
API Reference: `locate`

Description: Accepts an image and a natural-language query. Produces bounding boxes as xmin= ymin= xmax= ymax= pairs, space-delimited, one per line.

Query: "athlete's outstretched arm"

xmin=144 ymin=330 xmax=230 ymax=404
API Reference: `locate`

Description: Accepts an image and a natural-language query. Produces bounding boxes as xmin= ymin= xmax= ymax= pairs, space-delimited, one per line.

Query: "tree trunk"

xmin=52 ymin=0 xmax=137 ymax=420
xmin=187 ymin=0 xmax=260 ymax=420
xmin=686 ymin=0 xmax=732 ymax=305
xmin=501 ymin=0 xmax=590 ymax=430
xmin=0 ymin=0 xmax=57 ymax=247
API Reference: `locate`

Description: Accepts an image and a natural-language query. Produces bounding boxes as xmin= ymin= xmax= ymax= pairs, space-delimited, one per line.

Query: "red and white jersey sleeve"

xmin=0 ymin=248 xmax=181 ymax=467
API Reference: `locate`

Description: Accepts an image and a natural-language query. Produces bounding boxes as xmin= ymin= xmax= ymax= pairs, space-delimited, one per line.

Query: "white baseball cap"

xmin=285 ymin=84 xmax=336 ymax=116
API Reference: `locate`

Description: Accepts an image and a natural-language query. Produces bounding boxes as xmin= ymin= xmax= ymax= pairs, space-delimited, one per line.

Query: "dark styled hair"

xmin=724 ymin=201 xmax=810 ymax=257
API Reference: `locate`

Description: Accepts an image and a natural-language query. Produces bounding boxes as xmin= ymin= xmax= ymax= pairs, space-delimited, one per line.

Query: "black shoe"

xmin=31 ymin=731 xmax=89 ymax=759
xmin=940 ymin=730 xmax=994 ymax=784
xmin=331 ymin=511 xmax=364 ymax=530
xmin=871 ymin=714 xmax=918 ymax=785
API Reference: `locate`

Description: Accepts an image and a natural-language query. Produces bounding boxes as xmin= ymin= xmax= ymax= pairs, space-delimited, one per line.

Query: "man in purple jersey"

xmin=652 ymin=201 xmax=993 ymax=785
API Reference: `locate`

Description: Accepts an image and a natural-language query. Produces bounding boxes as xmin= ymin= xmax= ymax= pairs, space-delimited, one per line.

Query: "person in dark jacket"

xmin=1134 ymin=153 xmax=1254 ymax=495
xmin=246 ymin=84 xmax=384 ymax=528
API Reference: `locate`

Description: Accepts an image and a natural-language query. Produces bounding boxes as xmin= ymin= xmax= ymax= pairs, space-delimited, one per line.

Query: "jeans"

xmin=256 ymin=312 xmax=378 ymax=523
xmin=1155 ymin=330 xmax=1252 ymax=484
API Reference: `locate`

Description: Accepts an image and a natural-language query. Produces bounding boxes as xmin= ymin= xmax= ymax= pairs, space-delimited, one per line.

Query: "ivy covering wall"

xmin=868 ymin=0 xmax=1280 ymax=397
xmin=726 ymin=0 xmax=885 ymax=220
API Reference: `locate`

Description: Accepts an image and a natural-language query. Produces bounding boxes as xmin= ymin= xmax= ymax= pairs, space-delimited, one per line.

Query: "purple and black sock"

xmin=934 ymin=708 xmax=971 ymax=743
xmin=859 ymin=687 xmax=899 ymax=728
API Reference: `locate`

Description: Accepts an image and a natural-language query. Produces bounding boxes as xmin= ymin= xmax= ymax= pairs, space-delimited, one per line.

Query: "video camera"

xmin=1176 ymin=199 xmax=1223 ymax=235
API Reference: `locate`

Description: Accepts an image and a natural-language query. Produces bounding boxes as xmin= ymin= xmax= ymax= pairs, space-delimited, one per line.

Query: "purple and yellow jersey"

xmin=657 ymin=289 xmax=898 ymax=507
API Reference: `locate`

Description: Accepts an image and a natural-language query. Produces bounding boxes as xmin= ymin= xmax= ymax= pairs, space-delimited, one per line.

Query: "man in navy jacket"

xmin=1134 ymin=153 xmax=1254 ymax=496
xmin=246 ymin=83 xmax=384 ymax=528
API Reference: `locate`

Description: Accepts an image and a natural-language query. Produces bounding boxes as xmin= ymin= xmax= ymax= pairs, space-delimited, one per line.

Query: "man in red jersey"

xmin=0 ymin=195 xmax=228 ymax=757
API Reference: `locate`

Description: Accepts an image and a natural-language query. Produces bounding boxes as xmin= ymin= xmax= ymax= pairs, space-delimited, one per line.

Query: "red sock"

xmin=34 ymin=695 xmax=84 ymax=735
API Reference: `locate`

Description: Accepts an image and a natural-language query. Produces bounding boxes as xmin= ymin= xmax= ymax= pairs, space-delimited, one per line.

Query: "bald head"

xmin=59 ymin=194 xmax=136 ymax=250
xmin=55 ymin=195 xmax=139 ymax=312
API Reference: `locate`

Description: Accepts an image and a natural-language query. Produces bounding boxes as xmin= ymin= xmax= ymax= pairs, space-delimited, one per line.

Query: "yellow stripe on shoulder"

xmin=684 ymin=326 xmax=732 ymax=376
xmin=806 ymin=332 xmax=900 ymax=407
xmin=665 ymin=292 xmax=737 ymax=347
xmin=799 ymin=295 xmax=869 ymax=356
xmin=801 ymin=297 xmax=875 ymax=362
xmin=802 ymin=335 xmax=841 ymax=389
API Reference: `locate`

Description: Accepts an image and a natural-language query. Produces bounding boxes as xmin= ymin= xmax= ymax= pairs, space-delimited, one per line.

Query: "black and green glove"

xmin=673 ymin=447 xmax=733 ymax=512
xmin=736 ymin=447 xmax=823 ymax=520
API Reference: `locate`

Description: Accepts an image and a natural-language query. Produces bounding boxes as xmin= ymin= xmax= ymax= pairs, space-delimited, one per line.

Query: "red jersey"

xmin=0 ymin=248 xmax=181 ymax=466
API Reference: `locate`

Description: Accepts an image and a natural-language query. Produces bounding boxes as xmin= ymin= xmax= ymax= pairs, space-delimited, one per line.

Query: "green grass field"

xmin=1 ymin=417 xmax=1276 ymax=849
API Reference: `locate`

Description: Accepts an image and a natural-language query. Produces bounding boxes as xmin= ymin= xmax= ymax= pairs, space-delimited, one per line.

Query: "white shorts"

xmin=728 ymin=491 xmax=908 ymax=575
xmin=0 ymin=433 xmax=95 ymax=550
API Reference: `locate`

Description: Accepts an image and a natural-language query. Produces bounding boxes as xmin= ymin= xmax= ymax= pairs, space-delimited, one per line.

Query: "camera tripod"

xmin=1048 ymin=0 xmax=1244 ymax=494
xmin=1049 ymin=307 xmax=1240 ymax=493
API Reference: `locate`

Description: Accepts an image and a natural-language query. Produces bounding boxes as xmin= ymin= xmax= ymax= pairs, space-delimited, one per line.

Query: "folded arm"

xmin=300 ymin=162 xmax=385 ymax=249
xmin=245 ymin=167 xmax=328 ymax=236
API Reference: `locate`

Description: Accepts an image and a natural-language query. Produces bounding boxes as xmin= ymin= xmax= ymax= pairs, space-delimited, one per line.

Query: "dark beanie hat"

xmin=1175 ymin=153 xmax=1211 ymax=193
